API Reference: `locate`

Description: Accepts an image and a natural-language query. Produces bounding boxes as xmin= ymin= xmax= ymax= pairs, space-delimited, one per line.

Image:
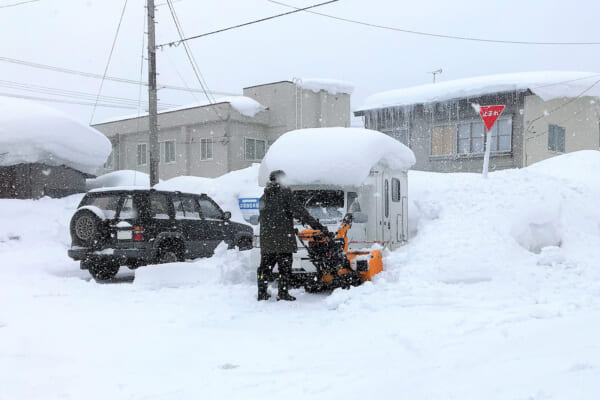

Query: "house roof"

xmin=355 ymin=71 xmax=600 ymax=114
xmin=93 ymin=96 xmax=266 ymax=125
xmin=0 ymin=95 xmax=111 ymax=175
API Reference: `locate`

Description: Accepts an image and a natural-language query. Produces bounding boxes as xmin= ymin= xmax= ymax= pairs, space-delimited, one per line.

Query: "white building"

xmin=94 ymin=79 xmax=353 ymax=179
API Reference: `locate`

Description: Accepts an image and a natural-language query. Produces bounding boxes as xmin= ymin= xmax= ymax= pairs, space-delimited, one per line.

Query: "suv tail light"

xmin=133 ymin=226 xmax=144 ymax=241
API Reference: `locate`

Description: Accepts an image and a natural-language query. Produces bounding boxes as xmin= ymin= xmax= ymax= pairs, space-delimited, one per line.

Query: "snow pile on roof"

xmin=298 ymin=78 xmax=354 ymax=95
xmin=0 ymin=96 xmax=111 ymax=175
xmin=358 ymin=71 xmax=600 ymax=111
xmin=211 ymin=96 xmax=266 ymax=117
xmin=86 ymin=170 xmax=150 ymax=190
xmin=258 ymin=127 xmax=415 ymax=186
xmin=96 ymin=96 xmax=265 ymax=124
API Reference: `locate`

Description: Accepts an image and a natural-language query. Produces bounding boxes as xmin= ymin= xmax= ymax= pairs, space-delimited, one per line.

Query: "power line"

xmin=90 ymin=0 xmax=129 ymax=124
xmin=165 ymin=0 xmax=215 ymax=104
xmin=165 ymin=0 xmax=226 ymax=122
xmin=0 ymin=0 xmax=38 ymax=8
xmin=525 ymin=77 xmax=600 ymax=141
xmin=0 ymin=56 xmax=237 ymax=96
xmin=0 ymin=79 xmax=179 ymax=108
xmin=0 ymin=92 xmax=142 ymax=109
xmin=268 ymin=0 xmax=600 ymax=46
xmin=157 ymin=0 xmax=339 ymax=48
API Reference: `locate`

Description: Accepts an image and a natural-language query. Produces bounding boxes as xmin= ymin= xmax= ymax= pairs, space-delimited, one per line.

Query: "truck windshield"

xmin=293 ymin=190 xmax=345 ymax=225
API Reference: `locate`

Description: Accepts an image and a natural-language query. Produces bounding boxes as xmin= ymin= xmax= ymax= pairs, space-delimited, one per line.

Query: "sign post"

xmin=478 ymin=105 xmax=505 ymax=179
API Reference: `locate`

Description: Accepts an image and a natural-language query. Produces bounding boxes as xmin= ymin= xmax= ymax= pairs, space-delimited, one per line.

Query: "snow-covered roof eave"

xmin=258 ymin=127 xmax=415 ymax=187
xmin=94 ymin=96 xmax=267 ymax=126
xmin=356 ymin=71 xmax=600 ymax=113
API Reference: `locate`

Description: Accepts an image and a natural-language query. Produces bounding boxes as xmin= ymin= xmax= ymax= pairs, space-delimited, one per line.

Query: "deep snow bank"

xmin=1 ymin=151 xmax=600 ymax=400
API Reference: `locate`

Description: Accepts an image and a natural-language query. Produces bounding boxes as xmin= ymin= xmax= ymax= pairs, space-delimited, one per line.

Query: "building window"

xmin=458 ymin=121 xmax=485 ymax=154
xmin=160 ymin=141 xmax=176 ymax=164
xmin=245 ymin=138 xmax=266 ymax=161
xmin=548 ymin=124 xmax=565 ymax=153
xmin=458 ymin=118 xmax=512 ymax=154
xmin=137 ymin=143 xmax=147 ymax=166
xmin=431 ymin=125 xmax=454 ymax=155
xmin=489 ymin=119 xmax=512 ymax=152
xmin=201 ymin=138 xmax=213 ymax=160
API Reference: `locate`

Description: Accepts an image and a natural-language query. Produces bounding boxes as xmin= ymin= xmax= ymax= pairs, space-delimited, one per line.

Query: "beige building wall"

xmin=523 ymin=95 xmax=600 ymax=166
xmin=243 ymin=80 xmax=351 ymax=144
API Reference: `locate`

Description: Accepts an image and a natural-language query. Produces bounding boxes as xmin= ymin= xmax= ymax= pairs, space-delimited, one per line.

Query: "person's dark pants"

xmin=257 ymin=253 xmax=293 ymax=296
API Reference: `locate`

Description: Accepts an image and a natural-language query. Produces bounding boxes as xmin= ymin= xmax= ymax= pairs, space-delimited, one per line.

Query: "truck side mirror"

xmin=223 ymin=211 xmax=232 ymax=220
xmin=248 ymin=215 xmax=259 ymax=225
xmin=352 ymin=212 xmax=368 ymax=223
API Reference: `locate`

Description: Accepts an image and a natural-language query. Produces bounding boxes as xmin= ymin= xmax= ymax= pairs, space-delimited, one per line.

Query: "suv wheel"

xmin=236 ymin=237 xmax=252 ymax=251
xmin=158 ymin=249 xmax=178 ymax=263
xmin=86 ymin=260 xmax=119 ymax=281
xmin=70 ymin=209 xmax=105 ymax=248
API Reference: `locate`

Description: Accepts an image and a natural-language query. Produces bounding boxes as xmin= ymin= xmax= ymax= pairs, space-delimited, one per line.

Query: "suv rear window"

xmin=81 ymin=194 xmax=119 ymax=219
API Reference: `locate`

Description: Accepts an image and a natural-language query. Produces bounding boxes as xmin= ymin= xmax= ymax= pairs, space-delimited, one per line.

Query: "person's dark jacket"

xmin=259 ymin=182 xmax=324 ymax=254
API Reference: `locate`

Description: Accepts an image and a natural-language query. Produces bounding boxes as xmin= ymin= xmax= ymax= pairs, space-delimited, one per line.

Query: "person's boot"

xmin=277 ymin=281 xmax=296 ymax=301
xmin=257 ymin=277 xmax=271 ymax=301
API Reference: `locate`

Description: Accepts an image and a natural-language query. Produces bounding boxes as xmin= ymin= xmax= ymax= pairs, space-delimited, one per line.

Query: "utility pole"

xmin=147 ymin=0 xmax=159 ymax=186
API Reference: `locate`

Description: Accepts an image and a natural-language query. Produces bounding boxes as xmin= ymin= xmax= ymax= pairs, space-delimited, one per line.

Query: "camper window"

xmin=293 ymin=190 xmax=344 ymax=224
xmin=392 ymin=178 xmax=401 ymax=202
xmin=385 ymin=179 xmax=390 ymax=218
xmin=347 ymin=192 xmax=361 ymax=212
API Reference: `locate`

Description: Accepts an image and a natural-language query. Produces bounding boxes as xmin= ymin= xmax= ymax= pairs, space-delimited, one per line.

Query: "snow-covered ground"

xmin=1 ymin=151 xmax=600 ymax=399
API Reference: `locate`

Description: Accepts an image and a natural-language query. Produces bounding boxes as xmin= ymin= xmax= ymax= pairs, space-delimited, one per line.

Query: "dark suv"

xmin=68 ymin=188 xmax=253 ymax=281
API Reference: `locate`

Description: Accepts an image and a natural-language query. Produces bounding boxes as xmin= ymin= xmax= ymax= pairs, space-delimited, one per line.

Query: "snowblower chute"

xmin=294 ymin=214 xmax=383 ymax=292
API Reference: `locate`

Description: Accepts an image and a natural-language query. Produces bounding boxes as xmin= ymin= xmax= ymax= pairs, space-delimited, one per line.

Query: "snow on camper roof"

xmin=0 ymin=96 xmax=111 ymax=175
xmin=258 ymin=127 xmax=415 ymax=187
xmin=357 ymin=71 xmax=600 ymax=112
xmin=297 ymin=78 xmax=354 ymax=95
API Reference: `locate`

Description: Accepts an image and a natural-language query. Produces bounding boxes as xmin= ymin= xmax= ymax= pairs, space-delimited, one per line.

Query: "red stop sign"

xmin=479 ymin=105 xmax=505 ymax=131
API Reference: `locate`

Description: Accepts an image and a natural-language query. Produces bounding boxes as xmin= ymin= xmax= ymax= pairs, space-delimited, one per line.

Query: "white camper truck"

xmin=255 ymin=127 xmax=415 ymax=285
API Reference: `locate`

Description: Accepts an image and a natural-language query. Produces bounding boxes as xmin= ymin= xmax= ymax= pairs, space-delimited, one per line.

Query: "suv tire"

xmin=70 ymin=209 xmax=105 ymax=248
xmin=236 ymin=237 xmax=252 ymax=251
xmin=85 ymin=260 xmax=120 ymax=281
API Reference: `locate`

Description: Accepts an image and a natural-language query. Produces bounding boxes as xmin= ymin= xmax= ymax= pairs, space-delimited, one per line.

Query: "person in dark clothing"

xmin=257 ymin=170 xmax=325 ymax=301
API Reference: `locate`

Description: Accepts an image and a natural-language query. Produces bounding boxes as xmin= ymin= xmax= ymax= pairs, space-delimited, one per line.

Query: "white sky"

xmin=0 ymin=0 xmax=599 ymax=124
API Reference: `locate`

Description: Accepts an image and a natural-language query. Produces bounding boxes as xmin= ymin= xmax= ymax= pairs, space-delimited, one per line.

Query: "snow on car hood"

xmin=258 ymin=127 xmax=415 ymax=186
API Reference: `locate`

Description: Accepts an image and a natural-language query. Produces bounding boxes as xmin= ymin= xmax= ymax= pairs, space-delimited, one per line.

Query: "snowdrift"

xmin=0 ymin=96 xmax=111 ymax=174
xmin=1 ymin=151 xmax=600 ymax=400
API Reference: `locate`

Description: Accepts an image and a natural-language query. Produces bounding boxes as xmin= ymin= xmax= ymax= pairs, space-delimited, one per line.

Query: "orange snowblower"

xmin=295 ymin=214 xmax=383 ymax=292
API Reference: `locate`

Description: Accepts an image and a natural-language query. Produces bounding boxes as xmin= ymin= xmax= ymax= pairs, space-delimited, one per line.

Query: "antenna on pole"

xmin=429 ymin=68 xmax=443 ymax=83
xmin=147 ymin=0 xmax=160 ymax=186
